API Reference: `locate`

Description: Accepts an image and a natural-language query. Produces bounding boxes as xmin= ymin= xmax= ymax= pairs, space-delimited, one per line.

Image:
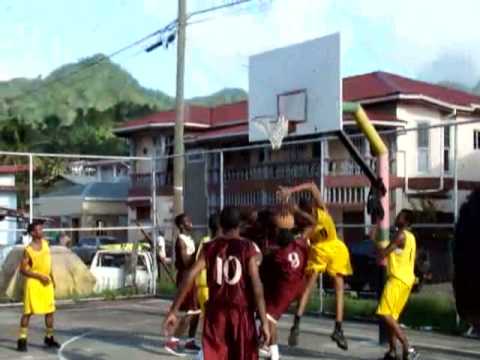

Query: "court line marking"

xmin=56 ymin=318 xmax=160 ymax=360
xmin=57 ymin=331 xmax=94 ymax=360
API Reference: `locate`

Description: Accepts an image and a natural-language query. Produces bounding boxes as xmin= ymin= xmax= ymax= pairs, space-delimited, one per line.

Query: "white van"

xmin=90 ymin=250 xmax=154 ymax=293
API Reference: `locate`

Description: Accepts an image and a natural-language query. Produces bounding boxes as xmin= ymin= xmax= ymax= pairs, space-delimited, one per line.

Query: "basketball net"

xmin=252 ymin=115 xmax=289 ymax=150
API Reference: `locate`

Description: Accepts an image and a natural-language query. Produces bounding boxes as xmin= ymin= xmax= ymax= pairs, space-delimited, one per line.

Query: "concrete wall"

xmin=396 ymin=104 xmax=445 ymax=178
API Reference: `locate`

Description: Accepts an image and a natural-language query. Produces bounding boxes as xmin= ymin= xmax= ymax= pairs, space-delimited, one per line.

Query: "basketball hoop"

xmin=252 ymin=115 xmax=289 ymax=150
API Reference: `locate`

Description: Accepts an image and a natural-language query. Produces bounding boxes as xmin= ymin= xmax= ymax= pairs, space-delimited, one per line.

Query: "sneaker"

xmin=184 ymin=339 xmax=201 ymax=352
xmin=330 ymin=328 xmax=348 ymax=351
xmin=383 ymin=351 xmax=398 ymax=360
xmin=164 ymin=339 xmax=185 ymax=357
xmin=16 ymin=338 xmax=27 ymax=352
xmin=403 ymin=347 xmax=419 ymax=360
xmin=259 ymin=345 xmax=271 ymax=358
xmin=44 ymin=336 xmax=61 ymax=349
xmin=288 ymin=325 xmax=299 ymax=347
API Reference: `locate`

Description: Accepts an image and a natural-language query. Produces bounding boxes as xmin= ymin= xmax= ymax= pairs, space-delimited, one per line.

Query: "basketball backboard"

xmin=248 ymin=33 xmax=342 ymax=143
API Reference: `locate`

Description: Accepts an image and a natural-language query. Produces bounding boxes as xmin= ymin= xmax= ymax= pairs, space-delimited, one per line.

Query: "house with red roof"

xmin=115 ymin=71 xmax=480 ymax=279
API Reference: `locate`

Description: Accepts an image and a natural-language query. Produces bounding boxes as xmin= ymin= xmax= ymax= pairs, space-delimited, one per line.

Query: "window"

xmin=444 ymin=126 xmax=451 ymax=172
xmin=187 ymin=151 xmax=205 ymax=163
xmin=136 ymin=206 xmax=150 ymax=221
xmin=417 ymin=123 xmax=429 ymax=172
xmin=474 ymin=130 xmax=480 ymax=150
xmin=259 ymin=148 xmax=271 ymax=163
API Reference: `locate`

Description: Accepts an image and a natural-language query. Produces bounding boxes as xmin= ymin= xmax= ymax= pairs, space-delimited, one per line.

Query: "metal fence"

xmin=1 ymin=118 xmax=479 ymax=303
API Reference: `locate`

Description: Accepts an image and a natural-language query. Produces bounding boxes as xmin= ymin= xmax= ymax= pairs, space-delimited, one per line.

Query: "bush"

xmin=305 ymin=292 xmax=467 ymax=334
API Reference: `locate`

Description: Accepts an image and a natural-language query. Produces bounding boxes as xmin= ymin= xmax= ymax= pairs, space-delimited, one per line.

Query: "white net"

xmin=252 ymin=115 xmax=289 ymax=150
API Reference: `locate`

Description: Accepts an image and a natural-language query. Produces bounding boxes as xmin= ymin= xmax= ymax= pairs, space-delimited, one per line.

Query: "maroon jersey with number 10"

xmin=202 ymin=236 xmax=260 ymax=360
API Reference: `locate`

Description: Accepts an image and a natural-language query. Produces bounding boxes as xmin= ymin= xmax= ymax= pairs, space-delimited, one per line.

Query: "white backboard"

xmin=248 ymin=33 xmax=342 ymax=142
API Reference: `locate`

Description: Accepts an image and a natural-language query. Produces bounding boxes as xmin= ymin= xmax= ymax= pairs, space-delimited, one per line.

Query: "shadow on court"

xmin=0 ymin=298 xmax=478 ymax=360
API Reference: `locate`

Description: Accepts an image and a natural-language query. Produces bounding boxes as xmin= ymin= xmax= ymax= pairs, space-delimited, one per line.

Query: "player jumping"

xmin=261 ymin=207 xmax=310 ymax=360
xmin=163 ymin=206 xmax=270 ymax=359
xmin=279 ymin=181 xmax=353 ymax=351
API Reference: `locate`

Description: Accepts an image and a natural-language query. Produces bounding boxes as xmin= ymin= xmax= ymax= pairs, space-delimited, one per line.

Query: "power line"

xmin=187 ymin=0 xmax=254 ymax=19
xmin=4 ymin=1 xmax=257 ymax=105
xmin=4 ymin=21 xmax=177 ymax=104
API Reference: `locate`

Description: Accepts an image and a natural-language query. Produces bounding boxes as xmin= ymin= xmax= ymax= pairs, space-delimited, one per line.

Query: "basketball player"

xmin=17 ymin=221 xmax=60 ymax=352
xmin=163 ymin=206 xmax=270 ymax=360
xmin=454 ymin=189 xmax=480 ymax=336
xmin=375 ymin=209 xmax=419 ymax=360
xmin=261 ymin=208 xmax=309 ymax=360
xmin=195 ymin=213 xmax=221 ymax=313
xmin=279 ymin=182 xmax=352 ymax=351
xmin=164 ymin=214 xmax=201 ymax=355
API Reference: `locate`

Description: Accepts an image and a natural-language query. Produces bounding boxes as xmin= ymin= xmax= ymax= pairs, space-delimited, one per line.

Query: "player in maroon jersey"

xmin=163 ymin=206 xmax=270 ymax=360
xmin=260 ymin=208 xmax=311 ymax=360
xmin=164 ymin=214 xmax=201 ymax=355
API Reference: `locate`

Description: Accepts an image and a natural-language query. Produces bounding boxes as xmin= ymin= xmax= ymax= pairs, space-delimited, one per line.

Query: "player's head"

xmin=220 ymin=206 xmax=241 ymax=233
xmin=299 ymin=197 xmax=314 ymax=215
xmin=27 ymin=221 xmax=44 ymax=240
xmin=257 ymin=208 xmax=273 ymax=228
xmin=277 ymin=228 xmax=295 ymax=247
xmin=395 ymin=209 xmax=413 ymax=228
xmin=240 ymin=207 xmax=257 ymax=226
xmin=454 ymin=188 xmax=480 ymax=325
xmin=175 ymin=213 xmax=192 ymax=232
xmin=208 ymin=213 xmax=221 ymax=237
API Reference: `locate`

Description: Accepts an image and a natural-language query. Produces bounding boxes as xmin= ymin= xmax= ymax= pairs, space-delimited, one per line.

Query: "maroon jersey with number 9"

xmin=203 ymin=236 xmax=259 ymax=309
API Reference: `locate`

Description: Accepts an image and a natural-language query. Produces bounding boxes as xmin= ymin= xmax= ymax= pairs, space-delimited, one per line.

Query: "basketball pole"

xmin=173 ymin=0 xmax=187 ymax=215
xmin=343 ymin=102 xmax=390 ymax=345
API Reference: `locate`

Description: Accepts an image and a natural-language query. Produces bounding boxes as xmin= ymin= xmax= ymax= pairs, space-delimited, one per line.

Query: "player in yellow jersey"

xmin=196 ymin=213 xmax=221 ymax=313
xmin=279 ymin=182 xmax=352 ymax=351
xmin=375 ymin=209 xmax=419 ymax=360
xmin=17 ymin=221 xmax=60 ymax=352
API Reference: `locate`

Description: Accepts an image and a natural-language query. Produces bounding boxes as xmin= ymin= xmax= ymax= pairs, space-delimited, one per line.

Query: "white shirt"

xmin=157 ymin=234 xmax=166 ymax=258
xmin=178 ymin=233 xmax=196 ymax=256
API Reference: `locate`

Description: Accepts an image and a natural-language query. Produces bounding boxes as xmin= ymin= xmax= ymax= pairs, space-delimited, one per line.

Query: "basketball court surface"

xmin=0 ymin=298 xmax=478 ymax=360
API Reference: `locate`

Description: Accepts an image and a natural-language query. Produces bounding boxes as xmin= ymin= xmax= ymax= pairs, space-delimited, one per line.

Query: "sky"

xmin=1 ymin=0 xmax=480 ymax=98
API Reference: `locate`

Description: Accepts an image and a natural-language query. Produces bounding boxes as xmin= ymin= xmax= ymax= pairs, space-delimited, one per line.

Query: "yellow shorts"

xmin=306 ymin=239 xmax=353 ymax=277
xmin=376 ymin=277 xmax=412 ymax=320
xmin=197 ymin=286 xmax=209 ymax=313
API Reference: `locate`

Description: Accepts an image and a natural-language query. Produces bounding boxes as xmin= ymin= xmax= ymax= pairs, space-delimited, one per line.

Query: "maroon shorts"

xmin=176 ymin=271 xmax=199 ymax=313
xmin=265 ymin=280 xmax=305 ymax=322
xmin=203 ymin=305 xmax=258 ymax=360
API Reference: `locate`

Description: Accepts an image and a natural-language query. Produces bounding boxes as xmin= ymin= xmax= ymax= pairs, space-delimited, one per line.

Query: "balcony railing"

xmin=325 ymin=157 xmax=377 ymax=176
xmin=221 ymin=158 xmax=383 ymax=183
xmin=130 ymin=172 xmax=172 ymax=188
xmin=223 ymin=160 xmax=322 ymax=183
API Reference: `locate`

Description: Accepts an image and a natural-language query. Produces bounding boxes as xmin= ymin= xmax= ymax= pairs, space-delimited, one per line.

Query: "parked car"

xmin=72 ymin=236 xmax=124 ymax=264
xmin=89 ymin=250 xmax=154 ymax=293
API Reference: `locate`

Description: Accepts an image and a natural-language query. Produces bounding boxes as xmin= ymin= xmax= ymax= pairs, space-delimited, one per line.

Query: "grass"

xmin=305 ymin=291 xmax=468 ymax=335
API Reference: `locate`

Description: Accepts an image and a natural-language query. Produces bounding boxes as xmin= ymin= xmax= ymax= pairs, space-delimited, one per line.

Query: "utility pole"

xmin=173 ymin=0 xmax=187 ymax=215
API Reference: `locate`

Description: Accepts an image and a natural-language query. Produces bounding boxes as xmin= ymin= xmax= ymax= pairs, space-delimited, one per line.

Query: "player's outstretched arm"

xmin=377 ymin=231 xmax=406 ymax=260
xmin=279 ymin=181 xmax=326 ymax=210
xmin=163 ymin=251 xmax=206 ymax=335
xmin=291 ymin=203 xmax=316 ymax=227
xmin=248 ymin=255 xmax=270 ymax=345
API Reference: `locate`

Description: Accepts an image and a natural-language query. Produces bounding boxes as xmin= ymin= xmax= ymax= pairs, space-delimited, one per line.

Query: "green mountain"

xmin=189 ymin=88 xmax=248 ymax=107
xmin=0 ymin=54 xmax=249 ymax=156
